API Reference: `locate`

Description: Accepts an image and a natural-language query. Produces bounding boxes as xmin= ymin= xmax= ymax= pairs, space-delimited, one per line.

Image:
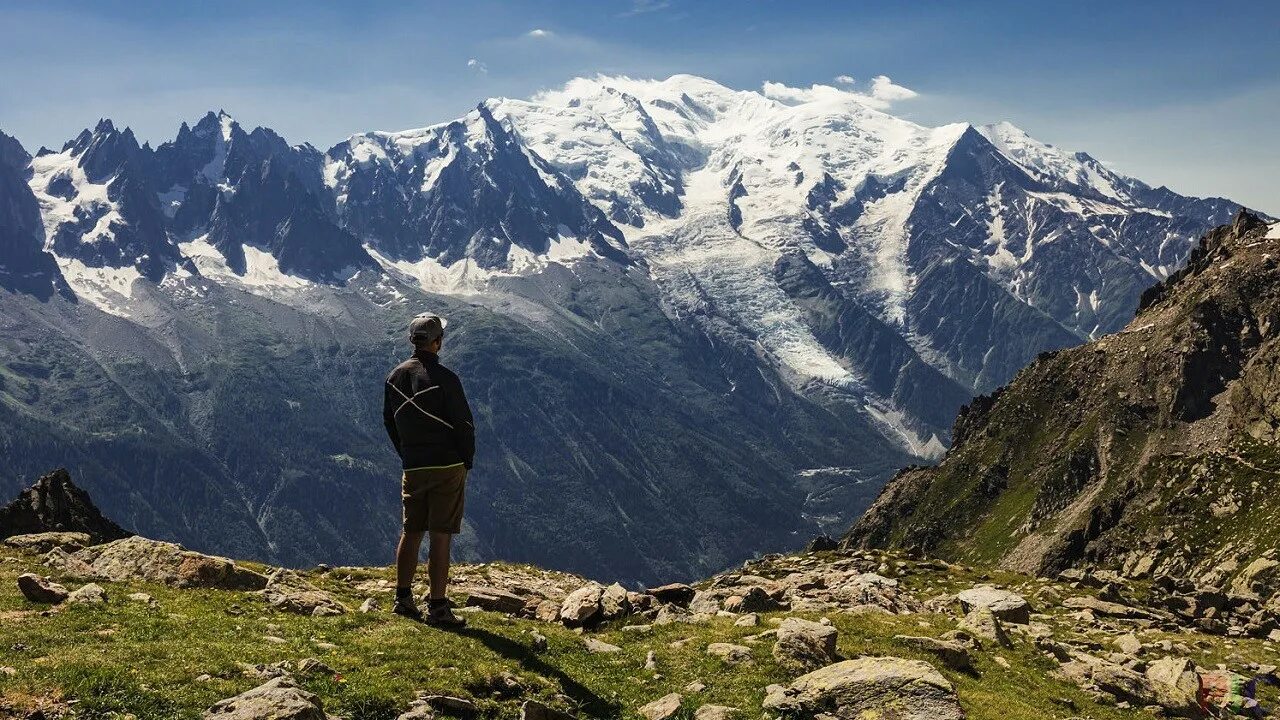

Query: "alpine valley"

xmin=0 ymin=75 xmax=1257 ymax=583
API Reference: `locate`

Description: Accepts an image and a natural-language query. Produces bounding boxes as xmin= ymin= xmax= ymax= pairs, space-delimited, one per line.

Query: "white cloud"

xmin=762 ymin=74 xmax=919 ymax=111
xmin=466 ymin=58 xmax=488 ymax=74
xmin=527 ymin=28 xmax=552 ymax=38
xmin=620 ymin=0 xmax=672 ymax=16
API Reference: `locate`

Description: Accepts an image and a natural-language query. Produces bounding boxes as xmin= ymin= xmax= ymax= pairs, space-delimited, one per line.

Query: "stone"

xmin=560 ymin=583 xmax=603 ymax=627
xmin=3 ymin=532 xmax=92 ymax=554
xmin=465 ymin=587 xmax=527 ymax=614
xmin=638 ymin=693 xmax=682 ymax=720
xmin=600 ymin=582 xmax=632 ymax=620
xmin=773 ymin=617 xmax=839 ymax=672
xmin=421 ymin=695 xmax=477 ymax=713
xmin=959 ymin=607 xmax=1013 ymax=647
xmin=260 ymin=570 xmax=346 ymax=616
xmin=1062 ymin=596 xmax=1152 ymax=619
xmin=688 ymin=591 xmax=722 ymax=614
xmin=359 ymin=598 xmax=378 ymax=613
xmin=956 ymin=585 xmax=1032 ymax=624
xmin=762 ymin=657 xmax=964 ymax=720
xmin=127 ymin=592 xmax=157 ymax=607
xmin=202 ymin=676 xmax=336 ymax=720
xmin=17 ymin=574 xmax=69 ymax=604
xmin=530 ymin=631 xmax=549 ymax=653
xmin=892 ymin=635 xmax=973 ymax=671
xmin=734 ymin=613 xmax=759 ymax=627
xmin=584 ymin=638 xmax=621 ymax=654
xmin=693 ymin=705 xmax=739 ymax=720
xmin=684 ymin=681 xmax=707 ymax=694
xmin=520 ymin=699 xmax=575 ymax=720
xmin=706 ymin=643 xmax=752 ymax=664
xmin=296 ymin=658 xmax=335 ymax=677
xmin=1113 ymin=633 xmax=1143 ymax=656
xmin=395 ymin=704 xmax=436 ymax=720
xmin=53 ymin=536 xmax=267 ymax=590
xmin=1231 ymin=558 xmax=1280 ymax=597
xmin=649 ymin=583 xmax=696 ymax=607
xmin=67 ymin=583 xmax=107 ymax=604
xmin=644 ymin=650 xmax=658 ymax=670
xmin=805 ymin=535 xmax=839 ymax=552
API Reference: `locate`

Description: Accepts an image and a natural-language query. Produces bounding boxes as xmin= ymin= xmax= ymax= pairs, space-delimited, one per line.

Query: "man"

xmin=383 ymin=313 xmax=474 ymax=626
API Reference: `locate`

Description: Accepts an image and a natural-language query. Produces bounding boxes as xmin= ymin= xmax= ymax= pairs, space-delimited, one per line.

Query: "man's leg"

xmin=396 ymin=530 xmax=426 ymax=589
xmin=426 ymin=531 xmax=452 ymax=599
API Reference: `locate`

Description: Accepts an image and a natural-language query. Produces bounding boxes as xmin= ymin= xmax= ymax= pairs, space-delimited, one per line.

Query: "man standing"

xmin=383 ymin=313 xmax=474 ymax=626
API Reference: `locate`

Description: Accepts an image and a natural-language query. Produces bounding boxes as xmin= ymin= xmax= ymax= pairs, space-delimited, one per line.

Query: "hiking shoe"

xmin=426 ymin=598 xmax=466 ymax=628
xmin=392 ymin=595 xmax=424 ymax=621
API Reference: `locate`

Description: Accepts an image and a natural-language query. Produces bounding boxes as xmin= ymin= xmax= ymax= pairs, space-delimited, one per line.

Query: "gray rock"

xmin=560 ymin=583 xmax=603 ymax=627
xmin=638 ymin=693 xmax=682 ymax=720
xmin=762 ymin=657 xmax=964 ymax=720
xmin=17 ymin=574 xmax=68 ymax=604
xmin=127 ymin=592 xmax=157 ymax=607
xmin=600 ymin=582 xmax=633 ymax=620
xmin=706 ymin=643 xmax=752 ymax=664
xmin=892 ymin=635 xmax=973 ymax=671
xmin=520 ymin=699 xmax=575 ymax=720
xmin=202 ymin=676 xmax=336 ymax=720
xmin=465 ymin=587 xmax=527 ymax=615
xmin=956 ymin=585 xmax=1031 ymax=624
xmin=260 ymin=570 xmax=347 ymax=616
xmin=693 ymin=705 xmax=738 ymax=720
xmin=958 ymin=607 xmax=1013 ymax=648
xmin=3 ymin=532 xmax=92 ymax=554
xmin=57 ymin=536 xmax=267 ymax=590
xmin=584 ymin=637 xmax=622 ymax=654
xmin=773 ymin=617 xmax=839 ymax=672
xmin=359 ymin=597 xmax=378 ymax=613
xmin=67 ymin=583 xmax=107 ymax=604
xmin=649 ymin=583 xmax=696 ymax=607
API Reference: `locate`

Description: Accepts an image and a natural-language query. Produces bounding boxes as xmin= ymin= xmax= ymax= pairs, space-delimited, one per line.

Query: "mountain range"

xmin=0 ymin=74 xmax=1256 ymax=582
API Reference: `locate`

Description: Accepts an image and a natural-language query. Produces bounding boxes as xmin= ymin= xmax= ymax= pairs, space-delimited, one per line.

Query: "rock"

xmin=993 ymin=656 xmax=1010 ymax=669
xmin=3 ymin=532 xmax=92 ymax=554
xmin=530 ymin=631 xmax=549 ymax=653
xmin=67 ymin=583 xmax=107 ymax=604
xmin=52 ymin=536 xmax=267 ymax=590
xmin=958 ymin=607 xmax=1013 ymax=647
xmin=1062 ymin=596 xmax=1152 ymax=619
xmin=520 ymin=699 xmax=575 ymax=720
xmin=644 ymin=650 xmax=658 ymax=670
xmin=0 ymin=469 xmax=131 ymax=544
xmin=1231 ymin=557 xmax=1280 ymax=597
xmin=1113 ymin=633 xmax=1143 ymax=656
xmin=421 ymin=695 xmax=477 ymax=714
xmin=892 ymin=635 xmax=973 ymax=671
xmin=693 ymin=705 xmax=739 ymax=720
xmin=689 ymin=591 xmax=722 ymax=614
xmin=600 ymin=582 xmax=632 ymax=620
xmin=1145 ymin=656 xmax=1197 ymax=694
xmin=17 ymin=574 xmax=68 ymax=604
xmin=806 ymin=535 xmax=839 ymax=552
xmin=203 ymin=676 xmax=336 ymax=720
xmin=260 ymin=570 xmax=346 ymax=616
xmin=649 ymin=583 xmax=696 ymax=607
xmin=395 ymin=704 xmax=436 ymax=720
xmin=584 ymin=638 xmax=621 ymax=654
xmin=734 ymin=613 xmax=759 ymax=627
xmin=127 ymin=592 xmax=157 ymax=607
xmin=762 ymin=657 xmax=964 ymax=720
xmin=638 ymin=693 xmax=682 ymax=720
xmin=296 ymin=658 xmax=335 ymax=677
xmin=684 ymin=681 xmax=707 ymax=693
xmin=706 ymin=643 xmax=752 ymax=664
xmin=465 ymin=587 xmax=527 ymax=614
xmin=560 ymin=583 xmax=603 ymax=627
xmin=956 ymin=585 xmax=1031 ymax=624
xmin=359 ymin=598 xmax=378 ymax=613
xmin=773 ymin=617 xmax=839 ymax=672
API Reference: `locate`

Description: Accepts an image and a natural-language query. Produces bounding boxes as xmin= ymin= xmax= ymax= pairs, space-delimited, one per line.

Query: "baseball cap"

xmin=408 ymin=313 xmax=447 ymax=343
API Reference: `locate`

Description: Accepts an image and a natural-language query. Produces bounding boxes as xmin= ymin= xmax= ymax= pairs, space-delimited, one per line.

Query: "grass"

xmin=0 ymin=547 xmax=1277 ymax=719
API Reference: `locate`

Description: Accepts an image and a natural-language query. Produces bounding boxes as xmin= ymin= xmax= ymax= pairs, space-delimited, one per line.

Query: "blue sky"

xmin=2 ymin=0 xmax=1277 ymax=212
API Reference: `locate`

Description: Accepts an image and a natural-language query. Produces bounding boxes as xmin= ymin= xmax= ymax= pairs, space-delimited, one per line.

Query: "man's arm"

xmin=446 ymin=375 xmax=476 ymax=470
xmin=383 ymin=374 xmax=402 ymax=457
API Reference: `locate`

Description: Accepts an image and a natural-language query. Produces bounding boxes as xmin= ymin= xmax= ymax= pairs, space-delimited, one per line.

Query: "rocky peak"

xmin=0 ymin=468 xmax=131 ymax=544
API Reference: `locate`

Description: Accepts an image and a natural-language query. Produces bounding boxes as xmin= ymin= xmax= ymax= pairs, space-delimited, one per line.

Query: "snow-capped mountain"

xmin=0 ymin=75 xmax=1256 ymax=580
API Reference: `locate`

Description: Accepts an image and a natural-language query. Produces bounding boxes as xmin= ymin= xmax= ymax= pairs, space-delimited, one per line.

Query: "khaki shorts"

xmin=401 ymin=464 xmax=467 ymax=534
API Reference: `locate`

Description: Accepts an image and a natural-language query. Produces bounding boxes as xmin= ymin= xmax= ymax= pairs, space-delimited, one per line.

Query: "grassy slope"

xmin=2 ymin=547 xmax=1277 ymax=719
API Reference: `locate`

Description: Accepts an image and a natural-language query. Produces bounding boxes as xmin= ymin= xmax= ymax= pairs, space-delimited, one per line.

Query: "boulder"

xmin=54 ymin=536 xmax=266 ymax=590
xmin=762 ymin=657 xmax=964 ymax=720
xmin=260 ymin=570 xmax=346 ymax=616
xmin=600 ymin=582 xmax=633 ymax=620
xmin=956 ymin=585 xmax=1031 ymax=624
xmin=958 ymin=607 xmax=1012 ymax=648
xmin=17 ymin=573 xmax=68 ymax=604
xmin=706 ymin=643 xmax=752 ymax=664
xmin=1231 ymin=557 xmax=1280 ymax=597
xmin=649 ymin=583 xmax=696 ymax=607
xmin=3 ymin=532 xmax=92 ymax=554
xmin=584 ymin=638 xmax=622 ymax=654
xmin=520 ymin=700 xmax=575 ymax=720
xmin=893 ymin=635 xmax=973 ymax=671
xmin=1062 ymin=595 xmax=1152 ymax=619
xmin=638 ymin=693 xmax=682 ymax=720
xmin=1112 ymin=633 xmax=1142 ymax=656
xmin=693 ymin=705 xmax=738 ymax=720
xmin=773 ymin=617 xmax=839 ymax=672
xmin=560 ymin=583 xmax=603 ymax=627
xmin=202 ymin=676 xmax=337 ymax=720
xmin=67 ymin=583 xmax=107 ymax=605
xmin=465 ymin=587 xmax=527 ymax=615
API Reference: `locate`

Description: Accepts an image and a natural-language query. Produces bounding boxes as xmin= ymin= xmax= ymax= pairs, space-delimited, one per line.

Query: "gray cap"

xmin=408 ymin=313 xmax=447 ymax=343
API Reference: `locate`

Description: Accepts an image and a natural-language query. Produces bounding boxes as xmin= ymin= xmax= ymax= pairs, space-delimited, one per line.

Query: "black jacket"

xmin=383 ymin=350 xmax=475 ymax=470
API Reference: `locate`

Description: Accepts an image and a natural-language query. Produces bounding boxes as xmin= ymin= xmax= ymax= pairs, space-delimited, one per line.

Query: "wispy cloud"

xmin=526 ymin=28 xmax=553 ymax=38
xmin=762 ymin=74 xmax=919 ymax=110
xmin=466 ymin=58 xmax=488 ymax=74
xmin=620 ymin=0 xmax=672 ymax=16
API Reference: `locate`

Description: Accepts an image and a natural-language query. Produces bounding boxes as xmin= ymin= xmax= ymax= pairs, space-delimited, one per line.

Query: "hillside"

xmin=847 ymin=211 xmax=1280 ymax=597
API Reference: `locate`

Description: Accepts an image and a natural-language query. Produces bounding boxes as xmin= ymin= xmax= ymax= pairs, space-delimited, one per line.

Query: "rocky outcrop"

xmin=772 ymin=617 xmax=839 ymax=673
xmin=3 ymin=532 xmax=92 ymax=554
xmin=47 ymin=535 xmax=267 ymax=590
xmin=260 ymin=569 xmax=346 ymax=616
xmin=0 ymin=469 xmax=130 ymax=545
xmin=762 ymin=658 xmax=965 ymax=719
xmin=203 ymin=676 xmax=338 ymax=720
